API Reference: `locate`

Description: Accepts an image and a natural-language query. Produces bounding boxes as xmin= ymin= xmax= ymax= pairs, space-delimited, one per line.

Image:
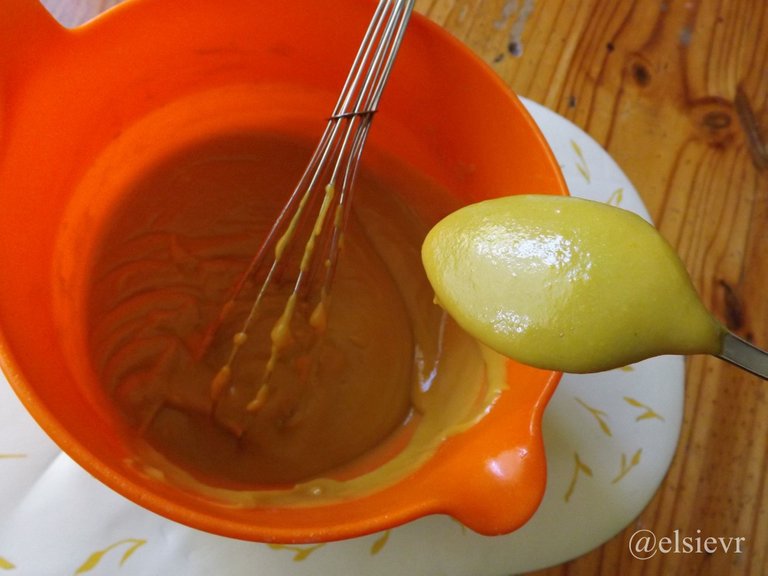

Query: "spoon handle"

xmin=717 ymin=332 xmax=768 ymax=380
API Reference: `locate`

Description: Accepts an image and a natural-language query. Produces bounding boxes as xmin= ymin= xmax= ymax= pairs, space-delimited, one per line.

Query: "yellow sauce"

xmin=421 ymin=195 xmax=724 ymax=373
xmin=84 ymin=133 xmax=507 ymax=498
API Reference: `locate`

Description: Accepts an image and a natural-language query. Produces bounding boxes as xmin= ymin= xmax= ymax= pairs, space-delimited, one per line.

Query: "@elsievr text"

xmin=629 ymin=529 xmax=745 ymax=560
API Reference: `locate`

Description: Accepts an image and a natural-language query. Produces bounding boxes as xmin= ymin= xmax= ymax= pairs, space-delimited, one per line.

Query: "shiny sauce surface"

xmin=85 ymin=133 xmax=506 ymax=497
xmin=422 ymin=195 xmax=723 ymax=373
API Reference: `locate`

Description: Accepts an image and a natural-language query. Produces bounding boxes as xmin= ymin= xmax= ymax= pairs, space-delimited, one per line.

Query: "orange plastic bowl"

xmin=0 ymin=0 xmax=566 ymax=542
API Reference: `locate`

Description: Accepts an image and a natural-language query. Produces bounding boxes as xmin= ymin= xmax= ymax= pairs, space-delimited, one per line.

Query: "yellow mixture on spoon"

xmin=421 ymin=194 xmax=724 ymax=373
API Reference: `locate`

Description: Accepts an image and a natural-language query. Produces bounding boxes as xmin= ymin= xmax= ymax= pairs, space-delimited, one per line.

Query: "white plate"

xmin=0 ymin=99 xmax=683 ymax=575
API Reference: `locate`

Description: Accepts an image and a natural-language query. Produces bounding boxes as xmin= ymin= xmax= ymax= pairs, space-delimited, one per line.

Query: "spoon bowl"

xmin=422 ymin=194 xmax=768 ymax=380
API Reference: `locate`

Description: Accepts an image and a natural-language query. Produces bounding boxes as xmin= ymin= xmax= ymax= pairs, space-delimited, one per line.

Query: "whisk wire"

xmin=208 ymin=0 xmax=414 ymax=411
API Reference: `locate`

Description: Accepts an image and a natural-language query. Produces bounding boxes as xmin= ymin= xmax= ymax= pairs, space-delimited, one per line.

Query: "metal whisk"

xmin=208 ymin=0 xmax=415 ymax=412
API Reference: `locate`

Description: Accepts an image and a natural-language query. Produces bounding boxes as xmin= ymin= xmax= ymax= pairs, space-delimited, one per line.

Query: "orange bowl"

xmin=0 ymin=0 xmax=566 ymax=542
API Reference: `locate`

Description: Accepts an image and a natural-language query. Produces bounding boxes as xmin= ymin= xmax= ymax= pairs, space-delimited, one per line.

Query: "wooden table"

xmin=39 ymin=1 xmax=768 ymax=574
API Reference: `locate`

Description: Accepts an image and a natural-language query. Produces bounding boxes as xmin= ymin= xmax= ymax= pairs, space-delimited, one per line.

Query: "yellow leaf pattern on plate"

xmin=564 ymin=452 xmax=593 ymax=503
xmin=570 ymin=139 xmax=590 ymax=183
xmin=612 ymin=449 xmax=643 ymax=484
xmin=606 ymin=187 xmax=624 ymax=206
xmin=0 ymin=556 xmax=15 ymax=570
xmin=624 ymin=397 xmax=665 ymax=422
xmin=267 ymin=543 xmax=325 ymax=562
xmin=0 ymin=454 xmax=26 ymax=460
xmin=74 ymin=539 xmax=146 ymax=574
xmin=575 ymin=397 xmax=612 ymax=436
xmin=567 ymin=392 xmax=661 ymax=499
xmin=370 ymin=530 xmax=391 ymax=555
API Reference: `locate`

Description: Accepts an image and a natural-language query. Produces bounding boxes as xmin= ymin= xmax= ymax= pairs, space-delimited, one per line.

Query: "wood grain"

xmin=37 ymin=0 xmax=768 ymax=573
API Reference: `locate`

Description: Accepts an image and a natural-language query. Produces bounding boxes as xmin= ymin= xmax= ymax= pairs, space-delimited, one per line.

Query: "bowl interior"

xmin=0 ymin=0 xmax=565 ymax=542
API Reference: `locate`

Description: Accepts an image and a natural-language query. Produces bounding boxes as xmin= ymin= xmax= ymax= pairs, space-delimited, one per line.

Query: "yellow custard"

xmin=421 ymin=195 xmax=724 ymax=373
xmin=83 ymin=132 xmax=506 ymax=496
